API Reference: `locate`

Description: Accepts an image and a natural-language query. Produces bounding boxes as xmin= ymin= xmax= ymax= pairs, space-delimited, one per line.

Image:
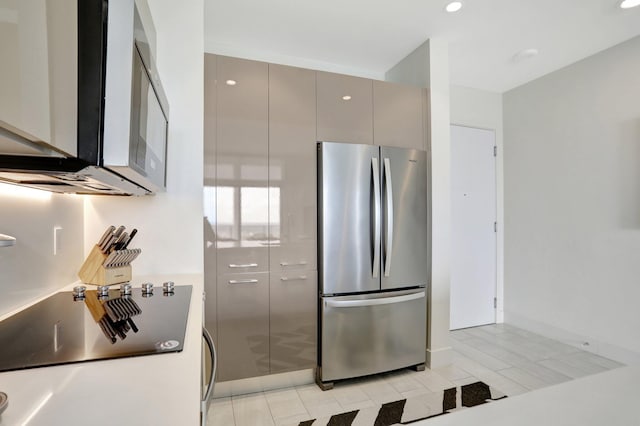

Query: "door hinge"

xmin=494 ymin=297 xmax=497 ymax=309
xmin=494 ymin=221 xmax=497 ymax=232
xmin=493 ymin=146 xmax=497 ymax=157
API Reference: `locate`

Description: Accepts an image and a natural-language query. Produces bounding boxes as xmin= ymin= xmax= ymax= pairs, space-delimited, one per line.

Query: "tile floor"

xmin=207 ymin=323 xmax=624 ymax=426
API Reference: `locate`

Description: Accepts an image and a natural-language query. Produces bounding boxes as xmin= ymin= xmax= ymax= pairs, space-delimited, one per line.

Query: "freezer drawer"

xmin=319 ymin=289 xmax=426 ymax=383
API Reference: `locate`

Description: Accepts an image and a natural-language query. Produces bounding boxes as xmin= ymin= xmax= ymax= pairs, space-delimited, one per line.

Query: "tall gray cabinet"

xmin=204 ymin=54 xmax=426 ymax=383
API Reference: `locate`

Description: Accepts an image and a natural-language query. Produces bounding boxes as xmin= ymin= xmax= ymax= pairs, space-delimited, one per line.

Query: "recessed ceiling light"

xmin=512 ymin=48 xmax=539 ymax=63
xmin=445 ymin=1 xmax=463 ymax=13
xmin=620 ymin=0 xmax=640 ymax=8
xmin=342 ymin=95 xmax=352 ymax=101
xmin=225 ymin=79 xmax=237 ymax=86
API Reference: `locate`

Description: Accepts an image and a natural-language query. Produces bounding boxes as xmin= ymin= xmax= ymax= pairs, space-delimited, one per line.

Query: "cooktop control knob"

xmin=120 ymin=283 xmax=132 ymax=296
xmin=73 ymin=286 xmax=86 ymax=300
xmin=97 ymin=286 xmax=110 ymax=298
xmin=163 ymin=281 xmax=175 ymax=294
xmin=142 ymin=282 xmax=154 ymax=297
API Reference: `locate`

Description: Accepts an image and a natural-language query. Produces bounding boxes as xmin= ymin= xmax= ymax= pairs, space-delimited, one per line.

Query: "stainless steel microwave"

xmin=0 ymin=0 xmax=169 ymax=195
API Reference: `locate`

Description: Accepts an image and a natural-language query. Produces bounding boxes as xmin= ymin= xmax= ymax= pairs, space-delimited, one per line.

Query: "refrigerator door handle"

xmin=325 ymin=291 xmax=425 ymax=308
xmin=383 ymin=157 xmax=394 ymax=277
xmin=372 ymin=157 xmax=381 ymax=278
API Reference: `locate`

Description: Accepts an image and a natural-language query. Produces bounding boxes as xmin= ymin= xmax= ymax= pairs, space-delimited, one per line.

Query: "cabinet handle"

xmin=228 ymin=279 xmax=259 ymax=284
xmin=280 ymin=275 xmax=307 ymax=282
xmin=279 ymin=261 xmax=308 ymax=267
xmin=228 ymin=263 xmax=258 ymax=268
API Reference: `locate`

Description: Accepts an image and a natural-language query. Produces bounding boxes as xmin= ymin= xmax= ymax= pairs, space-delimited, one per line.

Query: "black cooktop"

xmin=0 ymin=285 xmax=192 ymax=373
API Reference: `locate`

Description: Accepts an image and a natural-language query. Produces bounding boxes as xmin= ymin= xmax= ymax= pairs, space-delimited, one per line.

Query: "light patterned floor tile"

xmin=208 ymin=397 xmax=235 ymax=426
xmin=358 ymin=379 xmax=404 ymax=404
xmin=264 ymin=388 xmax=307 ymax=419
xmin=220 ymin=324 xmax=623 ymax=425
xmin=301 ymin=398 xmax=344 ymax=418
xmin=232 ymin=392 xmax=275 ymax=426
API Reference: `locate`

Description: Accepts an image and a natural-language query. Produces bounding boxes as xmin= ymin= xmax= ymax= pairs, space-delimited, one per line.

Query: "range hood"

xmin=0 ymin=0 xmax=168 ymax=196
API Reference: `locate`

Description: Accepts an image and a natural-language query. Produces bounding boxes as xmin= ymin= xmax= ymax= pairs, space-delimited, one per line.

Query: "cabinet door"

xmin=217 ymin=272 xmax=270 ymax=381
xmin=373 ymin=80 xmax=424 ymax=150
xmin=317 ymin=71 xmax=373 ymax=144
xmin=215 ymin=56 xmax=269 ymax=272
xmin=203 ymin=54 xmax=217 ymax=347
xmin=268 ymin=63 xmax=317 ymax=272
xmin=0 ymin=0 xmax=76 ymax=155
xmin=270 ymin=271 xmax=317 ymax=374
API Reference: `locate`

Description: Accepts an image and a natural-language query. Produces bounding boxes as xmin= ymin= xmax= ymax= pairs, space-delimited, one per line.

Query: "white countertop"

xmin=0 ymin=274 xmax=204 ymax=426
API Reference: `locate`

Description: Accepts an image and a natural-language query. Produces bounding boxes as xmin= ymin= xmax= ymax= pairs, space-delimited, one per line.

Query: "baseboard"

xmin=213 ymin=369 xmax=314 ymax=398
xmin=426 ymin=346 xmax=453 ymax=369
xmin=505 ymin=311 xmax=640 ymax=366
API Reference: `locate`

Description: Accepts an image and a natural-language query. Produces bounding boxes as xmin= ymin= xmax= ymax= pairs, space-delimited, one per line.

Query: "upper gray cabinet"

xmin=317 ymin=71 xmax=373 ymax=144
xmin=373 ymin=80 xmax=425 ymax=150
xmin=0 ymin=0 xmax=77 ymax=156
xmin=268 ymin=63 xmax=317 ymax=271
xmin=215 ymin=55 xmax=269 ymax=273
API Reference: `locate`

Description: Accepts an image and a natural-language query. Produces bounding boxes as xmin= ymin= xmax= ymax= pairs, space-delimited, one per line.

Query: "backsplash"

xmin=0 ymin=183 xmax=83 ymax=317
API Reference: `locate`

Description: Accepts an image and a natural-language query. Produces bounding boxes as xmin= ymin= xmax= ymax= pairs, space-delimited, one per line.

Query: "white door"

xmin=450 ymin=125 xmax=497 ymax=330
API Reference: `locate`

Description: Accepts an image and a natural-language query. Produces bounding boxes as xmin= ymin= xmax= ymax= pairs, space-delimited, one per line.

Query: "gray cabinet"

xmin=215 ymin=55 xmax=269 ymax=272
xmin=268 ymin=63 xmax=318 ymax=374
xmin=214 ymin=56 xmax=270 ymax=381
xmin=268 ymin=63 xmax=317 ymax=272
xmin=217 ymin=272 xmax=270 ymax=381
xmin=205 ymin=56 xmax=425 ymax=382
xmin=270 ymin=272 xmax=317 ymax=374
xmin=204 ymin=53 xmax=218 ymax=349
xmin=373 ymin=80 xmax=425 ymax=150
xmin=317 ymin=71 xmax=373 ymax=144
xmin=0 ymin=0 xmax=77 ymax=156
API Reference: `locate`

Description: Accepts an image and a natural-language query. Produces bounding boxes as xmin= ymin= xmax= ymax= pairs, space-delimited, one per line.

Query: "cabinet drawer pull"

xmin=280 ymin=261 xmax=308 ymax=267
xmin=228 ymin=263 xmax=258 ymax=268
xmin=280 ymin=275 xmax=307 ymax=282
xmin=228 ymin=279 xmax=259 ymax=284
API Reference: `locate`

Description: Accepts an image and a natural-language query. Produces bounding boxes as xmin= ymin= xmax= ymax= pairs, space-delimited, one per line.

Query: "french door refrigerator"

xmin=317 ymin=141 xmax=428 ymax=390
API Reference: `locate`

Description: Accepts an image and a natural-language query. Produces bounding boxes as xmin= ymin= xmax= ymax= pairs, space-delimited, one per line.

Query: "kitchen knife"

xmin=97 ymin=226 xmax=115 ymax=248
xmin=103 ymin=251 xmax=118 ymax=268
xmin=121 ymin=228 xmax=137 ymax=249
xmin=100 ymin=233 xmax=116 ymax=254
xmin=112 ymin=232 xmax=128 ymax=251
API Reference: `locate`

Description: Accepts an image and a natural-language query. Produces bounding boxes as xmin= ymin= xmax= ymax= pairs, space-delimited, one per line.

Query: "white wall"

xmin=0 ymin=187 xmax=83 ymax=317
xmin=450 ymin=85 xmax=504 ymax=322
xmin=503 ymin=35 xmax=640 ymax=364
xmin=84 ymin=0 xmax=204 ymax=277
xmin=386 ymin=39 xmax=452 ymax=368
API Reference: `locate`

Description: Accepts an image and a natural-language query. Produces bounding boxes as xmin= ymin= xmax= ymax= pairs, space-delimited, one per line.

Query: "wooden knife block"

xmin=78 ymin=245 xmax=132 ymax=286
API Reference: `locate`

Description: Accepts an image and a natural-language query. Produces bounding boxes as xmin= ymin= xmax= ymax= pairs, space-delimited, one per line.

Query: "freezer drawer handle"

xmin=280 ymin=261 xmax=308 ymax=267
xmin=325 ymin=291 xmax=424 ymax=308
xmin=228 ymin=279 xmax=259 ymax=284
xmin=228 ymin=263 xmax=258 ymax=268
xmin=280 ymin=275 xmax=307 ymax=282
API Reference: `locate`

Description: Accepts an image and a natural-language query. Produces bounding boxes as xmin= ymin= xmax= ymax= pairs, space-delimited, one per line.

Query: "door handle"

xmin=228 ymin=263 xmax=258 ymax=268
xmin=383 ymin=157 xmax=394 ymax=277
xmin=228 ymin=279 xmax=258 ymax=284
xmin=372 ymin=157 xmax=381 ymax=278
xmin=280 ymin=275 xmax=308 ymax=282
xmin=325 ymin=291 xmax=425 ymax=308
xmin=279 ymin=261 xmax=308 ymax=267
xmin=201 ymin=327 xmax=216 ymax=422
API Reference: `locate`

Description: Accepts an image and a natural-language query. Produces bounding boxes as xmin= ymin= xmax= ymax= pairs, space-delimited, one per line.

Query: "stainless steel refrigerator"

xmin=316 ymin=141 xmax=428 ymax=390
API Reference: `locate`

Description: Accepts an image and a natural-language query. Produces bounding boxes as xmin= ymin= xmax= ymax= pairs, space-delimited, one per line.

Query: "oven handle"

xmin=201 ymin=326 xmax=216 ymax=421
xmin=325 ymin=291 xmax=425 ymax=308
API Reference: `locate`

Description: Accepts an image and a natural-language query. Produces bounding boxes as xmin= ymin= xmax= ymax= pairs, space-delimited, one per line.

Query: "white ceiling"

xmin=204 ymin=0 xmax=640 ymax=93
